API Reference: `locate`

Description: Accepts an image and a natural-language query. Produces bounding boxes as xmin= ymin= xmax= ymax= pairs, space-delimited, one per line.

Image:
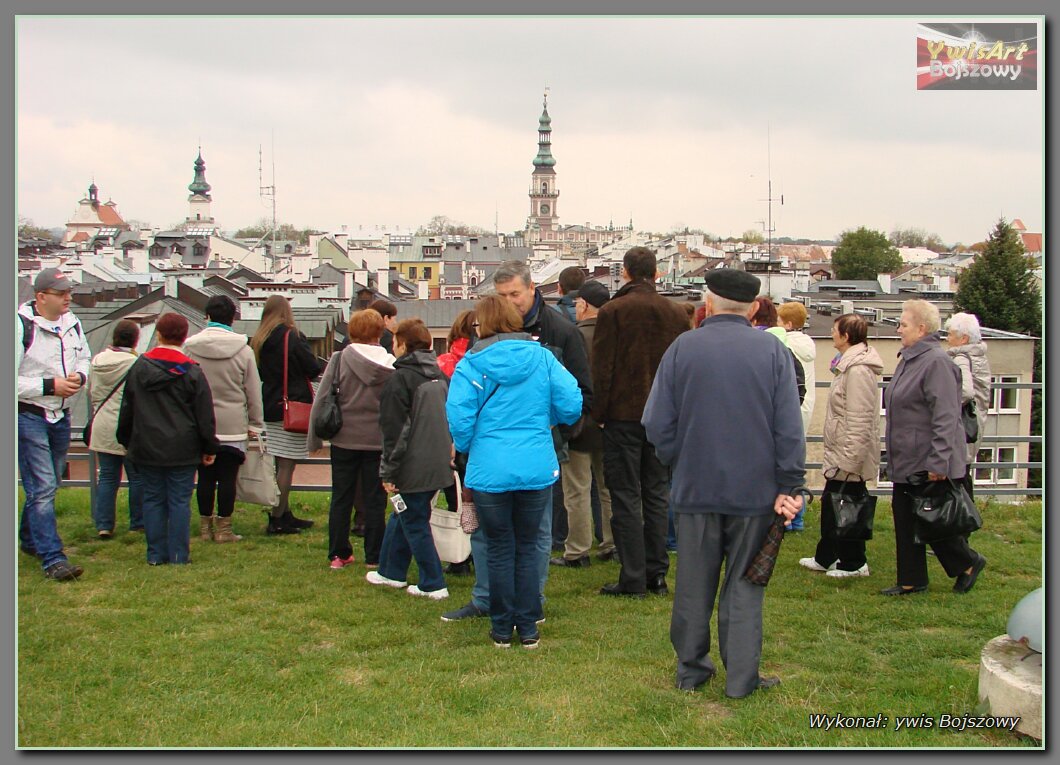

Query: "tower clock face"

xmin=540 ymin=204 xmax=550 ymax=215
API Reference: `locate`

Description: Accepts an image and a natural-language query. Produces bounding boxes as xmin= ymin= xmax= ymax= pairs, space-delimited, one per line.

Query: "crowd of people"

xmin=17 ymin=254 xmax=992 ymax=689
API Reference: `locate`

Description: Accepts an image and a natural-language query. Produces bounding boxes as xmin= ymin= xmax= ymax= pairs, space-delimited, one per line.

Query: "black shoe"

xmin=283 ymin=510 xmax=314 ymax=529
xmin=599 ymin=582 xmax=645 ymax=599
xmin=647 ymin=575 xmax=669 ymax=595
xmin=551 ymin=542 xmax=565 ymax=552
xmin=444 ymin=560 xmax=473 ymax=575
xmin=757 ymin=676 xmax=781 ymax=691
xmin=441 ymin=602 xmax=488 ymax=622
xmin=879 ymin=584 xmax=928 ymax=596
xmin=489 ymin=631 xmax=512 ymax=648
xmin=596 ymin=549 xmax=618 ymax=562
xmin=549 ymin=555 xmax=590 ymax=568
xmin=266 ymin=515 xmax=301 ymax=535
xmin=953 ymin=554 xmax=987 ymax=594
xmin=44 ymin=560 xmax=83 ymax=581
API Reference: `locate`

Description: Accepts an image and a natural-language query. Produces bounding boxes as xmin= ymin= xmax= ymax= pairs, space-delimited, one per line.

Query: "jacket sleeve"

xmin=243 ymin=349 xmax=266 ymax=433
xmin=116 ymin=366 xmax=135 ymax=447
xmin=833 ymin=365 xmax=879 ymax=478
xmin=559 ymin=322 xmax=592 ymax=414
xmin=546 ymin=351 xmax=583 ymax=427
xmin=923 ymin=358 xmax=961 ymax=476
xmin=378 ymin=374 xmax=413 ymax=482
xmin=15 ymin=319 xmax=46 ymax=398
xmin=641 ymin=342 xmax=679 ymax=466
xmin=195 ymin=373 xmax=220 ymax=456
xmin=590 ymin=306 xmax=617 ymax=423
xmin=773 ymin=346 xmax=807 ymax=493
xmin=294 ymin=331 xmax=325 ymax=379
xmin=445 ymin=367 xmax=480 ymax=455
xmin=953 ymin=355 xmax=974 ymax=403
xmin=306 ymin=352 xmax=338 ymax=453
xmin=73 ymin=321 xmax=91 ymax=382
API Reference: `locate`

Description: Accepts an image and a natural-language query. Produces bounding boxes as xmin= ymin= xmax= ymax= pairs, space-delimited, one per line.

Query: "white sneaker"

xmin=407 ymin=585 xmax=449 ymax=600
xmin=366 ymin=571 xmax=407 ymax=588
xmin=798 ymin=557 xmax=836 ymax=572
xmin=827 ymin=564 xmax=871 ymax=578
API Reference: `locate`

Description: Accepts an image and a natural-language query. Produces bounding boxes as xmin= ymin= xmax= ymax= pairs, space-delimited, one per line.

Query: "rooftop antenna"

xmin=258 ymin=135 xmax=278 ymax=273
xmin=758 ymin=122 xmax=784 ymax=261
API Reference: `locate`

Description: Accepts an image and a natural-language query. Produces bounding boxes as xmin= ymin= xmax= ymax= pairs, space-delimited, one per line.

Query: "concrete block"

xmin=978 ymin=634 xmax=1042 ymax=740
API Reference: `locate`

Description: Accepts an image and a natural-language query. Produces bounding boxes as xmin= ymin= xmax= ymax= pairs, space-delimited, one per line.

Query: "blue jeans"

xmin=469 ymin=486 xmax=552 ymax=616
xmin=473 ymin=487 xmax=550 ymax=640
xmin=18 ymin=412 xmax=71 ymax=569
xmin=136 ymin=463 xmax=196 ymax=564
xmin=93 ymin=452 xmax=144 ymax=532
xmin=666 ymin=504 xmax=678 ymax=551
xmin=377 ymin=491 xmax=446 ymax=592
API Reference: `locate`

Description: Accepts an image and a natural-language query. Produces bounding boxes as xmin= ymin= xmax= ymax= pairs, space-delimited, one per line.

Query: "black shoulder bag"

xmin=312 ymin=351 xmax=343 ymax=441
xmin=83 ymin=370 xmax=131 ymax=447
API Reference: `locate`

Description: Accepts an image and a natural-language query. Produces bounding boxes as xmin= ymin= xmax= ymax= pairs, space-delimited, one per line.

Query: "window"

xmin=974 ymin=446 xmax=1018 ymax=485
xmin=542 ymin=182 xmax=548 ymax=193
xmin=990 ymin=375 xmax=1020 ymax=413
xmin=996 ymin=447 xmax=1016 ymax=483
xmin=876 ymin=449 xmax=892 ymax=488
xmin=973 ymin=448 xmax=993 ymax=483
xmin=879 ymin=375 xmax=893 ymax=414
xmin=408 ymin=267 xmax=417 ymax=279
xmin=423 ymin=267 xmax=431 ymax=279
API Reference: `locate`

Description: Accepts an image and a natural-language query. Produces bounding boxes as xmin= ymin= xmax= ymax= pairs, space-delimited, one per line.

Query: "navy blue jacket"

xmin=642 ymin=313 xmax=805 ymax=516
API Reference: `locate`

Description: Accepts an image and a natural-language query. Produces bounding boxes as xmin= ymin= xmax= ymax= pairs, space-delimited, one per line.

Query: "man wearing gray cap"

xmin=17 ymin=268 xmax=92 ymax=580
xmin=642 ymin=268 xmax=805 ymax=698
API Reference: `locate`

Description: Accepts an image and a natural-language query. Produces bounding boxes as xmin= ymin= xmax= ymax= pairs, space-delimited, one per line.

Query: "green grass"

xmin=17 ymin=489 xmax=1042 ymax=748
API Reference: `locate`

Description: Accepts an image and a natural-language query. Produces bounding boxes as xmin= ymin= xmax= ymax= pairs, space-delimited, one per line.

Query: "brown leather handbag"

xmin=281 ymin=329 xmax=313 ymax=434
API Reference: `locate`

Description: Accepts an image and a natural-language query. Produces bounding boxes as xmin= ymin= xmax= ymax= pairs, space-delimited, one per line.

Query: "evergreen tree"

xmin=831 ymin=227 xmax=903 ymax=280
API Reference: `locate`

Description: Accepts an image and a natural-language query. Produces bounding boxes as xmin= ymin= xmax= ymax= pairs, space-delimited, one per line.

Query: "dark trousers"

xmin=891 ymin=482 xmax=978 ymax=587
xmin=813 ymin=479 xmax=868 ymax=571
xmin=328 ymin=447 xmax=387 ymax=564
xmin=195 ymin=446 xmax=244 ymax=518
xmin=602 ymin=420 xmax=670 ymax=592
xmin=552 ymin=478 xmax=568 ymax=547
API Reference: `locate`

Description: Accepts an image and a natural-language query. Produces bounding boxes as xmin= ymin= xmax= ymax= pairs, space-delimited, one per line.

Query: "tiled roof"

xmin=97 ymin=204 xmax=126 ymax=227
xmin=1021 ymin=233 xmax=1042 ymax=253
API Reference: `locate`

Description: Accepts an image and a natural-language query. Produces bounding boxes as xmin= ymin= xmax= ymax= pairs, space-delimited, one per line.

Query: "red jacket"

xmin=437 ymin=337 xmax=470 ymax=379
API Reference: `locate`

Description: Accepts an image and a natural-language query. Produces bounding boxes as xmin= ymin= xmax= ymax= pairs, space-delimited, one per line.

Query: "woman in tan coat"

xmin=800 ymin=314 xmax=882 ymax=578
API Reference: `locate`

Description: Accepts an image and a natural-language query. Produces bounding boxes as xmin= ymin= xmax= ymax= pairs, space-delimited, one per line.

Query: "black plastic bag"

xmin=910 ymin=476 xmax=982 ymax=545
xmin=961 ymin=400 xmax=979 ymax=443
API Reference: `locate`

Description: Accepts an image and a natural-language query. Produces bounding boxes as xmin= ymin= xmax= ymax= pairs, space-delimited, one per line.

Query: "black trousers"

xmin=329 ymin=447 xmax=387 ymax=564
xmin=814 ymin=479 xmax=868 ymax=571
xmin=891 ymin=482 xmax=978 ymax=587
xmin=601 ymin=420 xmax=670 ymax=592
xmin=196 ymin=446 xmax=245 ymax=518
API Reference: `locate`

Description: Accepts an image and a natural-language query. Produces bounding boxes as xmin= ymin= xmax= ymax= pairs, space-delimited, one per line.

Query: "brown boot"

xmin=213 ymin=516 xmax=243 ymax=544
xmin=199 ymin=515 xmax=215 ymax=541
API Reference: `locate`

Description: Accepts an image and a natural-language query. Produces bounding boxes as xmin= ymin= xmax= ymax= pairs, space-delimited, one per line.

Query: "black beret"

xmin=703 ymin=269 xmax=761 ymax=303
xmin=577 ymin=281 xmax=610 ymax=308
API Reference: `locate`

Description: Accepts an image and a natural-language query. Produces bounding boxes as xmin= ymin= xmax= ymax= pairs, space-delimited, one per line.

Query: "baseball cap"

xmin=34 ymin=268 xmax=72 ymax=293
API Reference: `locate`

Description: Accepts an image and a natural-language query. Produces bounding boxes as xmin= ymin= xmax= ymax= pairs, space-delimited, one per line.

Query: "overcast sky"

xmin=17 ymin=16 xmax=1043 ymax=245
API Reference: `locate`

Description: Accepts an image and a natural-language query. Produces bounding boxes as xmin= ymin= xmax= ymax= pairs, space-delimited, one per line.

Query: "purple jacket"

xmin=883 ymin=335 xmax=966 ymax=483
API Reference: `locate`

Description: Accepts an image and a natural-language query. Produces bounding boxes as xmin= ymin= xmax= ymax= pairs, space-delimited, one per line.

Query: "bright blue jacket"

xmin=446 ymin=333 xmax=582 ymax=493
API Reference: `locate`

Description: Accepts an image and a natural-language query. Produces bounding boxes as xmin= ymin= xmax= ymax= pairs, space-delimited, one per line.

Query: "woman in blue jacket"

xmin=446 ymin=295 xmax=582 ymax=649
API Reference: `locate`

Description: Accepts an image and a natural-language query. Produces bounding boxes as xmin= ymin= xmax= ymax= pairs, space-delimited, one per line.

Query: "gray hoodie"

xmin=307 ymin=344 xmax=395 ymax=452
xmin=183 ymin=326 xmax=265 ymax=442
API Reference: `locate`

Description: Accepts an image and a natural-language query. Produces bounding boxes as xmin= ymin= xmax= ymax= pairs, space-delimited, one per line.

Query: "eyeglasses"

xmin=42 ymin=290 xmax=71 ymax=297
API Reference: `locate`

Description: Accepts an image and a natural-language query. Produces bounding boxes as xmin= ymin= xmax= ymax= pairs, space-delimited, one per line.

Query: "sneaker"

xmin=827 ymin=564 xmax=871 ymax=578
xmin=366 ymin=571 xmax=407 ymax=588
xmin=44 ymin=560 xmax=83 ymax=581
xmin=520 ymin=635 xmax=540 ymax=650
xmin=798 ymin=557 xmax=836 ymax=573
xmin=97 ymin=529 xmax=114 ymax=539
xmin=441 ymin=602 xmax=488 ymax=622
xmin=490 ymin=631 xmax=512 ymax=648
xmin=329 ymin=555 xmax=355 ymax=570
xmin=407 ymin=584 xmax=449 ymax=600
xmin=535 ymin=616 xmax=546 ymax=625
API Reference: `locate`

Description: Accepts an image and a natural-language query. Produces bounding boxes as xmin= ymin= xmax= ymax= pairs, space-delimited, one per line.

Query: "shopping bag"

xmin=911 ymin=477 xmax=982 ymax=545
xmin=430 ymin=472 xmax=471 ymax=563
xmin=824 ymin=481 xmax=877 ymax=541
xmin=235 ymin=434 xmax=280 ymax=507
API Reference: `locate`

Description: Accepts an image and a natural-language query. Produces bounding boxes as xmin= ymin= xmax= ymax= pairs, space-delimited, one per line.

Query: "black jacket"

xmin=116 ymin=349 xmax=219 ymax=467
xmin=257 ymin=325 xmax=325 ymax=422
xmin=521 ymin=289 xmax=593 ymax=414
xmin=378 ymin=350 xmax=454 ymax=493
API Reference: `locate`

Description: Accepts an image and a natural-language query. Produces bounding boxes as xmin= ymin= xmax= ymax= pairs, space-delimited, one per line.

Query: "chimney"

xmin=343 ymin=270 xmax=354 ymax=298
xmin=376 ymin=268 xmax=390 ymax=295
xmin=354 ymin=268 xmax=368 ymax=287
xmin=841 ymin=299 xmax=854 ymax=316
xmin=417 ymin=279 xmax=429 ymax=300
xmin=164 ymin=274 xmax=179 ymax=297
xmin=878 ymin=273 xmax=892 ymax=294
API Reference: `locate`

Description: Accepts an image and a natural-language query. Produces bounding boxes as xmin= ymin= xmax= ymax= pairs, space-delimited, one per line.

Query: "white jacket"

xmin=17 ymin=301 xmax=92 ymax=423
xmin=787 ymin=330 xmax=817 ymax=431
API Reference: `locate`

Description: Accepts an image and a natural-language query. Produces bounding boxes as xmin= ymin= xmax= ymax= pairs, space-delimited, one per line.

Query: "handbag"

xmin=312 ymin=351 xmax=343 ymax=440
xmin=961 ymin=400 xmax=979 ymax=443
xmin=430 ymin=472 xmax=472 ymax=563
xmin=83 ymin=369 xmax=131 ymax=447
xmin=281 ymin=329 xmax=313 ymax=434
xmin=911 ymin=477 xmax=982 ymax=545
xmin=235 ymin=433 xmax=281 ymax=507
xmin=459 ymin=482 xmax=479 ymax=534
xmin=823 ymin=478 xmax=877 ymax=541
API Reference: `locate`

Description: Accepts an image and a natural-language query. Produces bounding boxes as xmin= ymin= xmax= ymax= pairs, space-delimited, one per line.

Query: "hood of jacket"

xmin=836 ymin=342 xmax=884 ymax=375
xmin=764 ymin=326 xmax=789 ymax=346
xmin=139 ymin=347 xmax=198 ymax=391
xmin=91 ymin=348 xmax=138 ymax=386
xmin=464 ymin=333 xmax=543 ymax=386
xmin=394 ymin=349 xmax=443 ymax=380
xmin=947 ymin=341 xmax=988 ymax=360
xmin=787 ymin=330 xmax=816 ymax=363
xmin=182 ymin=326 xmax=251 ymax=360
xmin=345 ymin=343 xmax=395 ymax=386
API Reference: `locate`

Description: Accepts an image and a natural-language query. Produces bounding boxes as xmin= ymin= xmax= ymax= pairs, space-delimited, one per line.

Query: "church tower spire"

xmin=188 ymin=147 xmax=212 ymax=198
xmin=527 ymin=90 xmax=559 ymax=247
xmin=185 ymin=147 xmax=217 ymax=232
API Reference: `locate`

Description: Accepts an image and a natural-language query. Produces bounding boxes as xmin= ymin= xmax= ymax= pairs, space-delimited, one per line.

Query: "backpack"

xmin=18 ymin=311 xmax=83 ymax=353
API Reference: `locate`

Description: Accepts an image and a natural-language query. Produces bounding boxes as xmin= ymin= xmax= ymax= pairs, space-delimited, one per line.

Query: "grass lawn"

xmin=17 ymin=488 xmax=1042 ymax=748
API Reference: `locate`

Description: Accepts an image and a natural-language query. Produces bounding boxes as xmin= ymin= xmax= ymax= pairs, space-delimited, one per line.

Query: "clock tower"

xmin=527 ymin=92 xmax=559 ymax=244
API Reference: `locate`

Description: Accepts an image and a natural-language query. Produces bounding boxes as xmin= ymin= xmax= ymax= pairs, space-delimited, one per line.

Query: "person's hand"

xmin=928 ymin=472 xmax=947 ymax=481
xmin=66 ymin=373 xmax=83 ymax=385
xmin=382 ymin=482 xmax=398 ymax=493
xmin=53 ymin=377 xmax=81 ymax=398
xmin=202 ymin=454 xmax=216 ymax=466
xmin=773 ymin=493 xmax=802 ymax=520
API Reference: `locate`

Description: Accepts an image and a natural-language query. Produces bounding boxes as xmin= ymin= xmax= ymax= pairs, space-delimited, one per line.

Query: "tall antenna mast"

xmin=758 ymin=123 xmax=784 ymax=260
xmin=258 ymin=138 xmax=278 ymax=273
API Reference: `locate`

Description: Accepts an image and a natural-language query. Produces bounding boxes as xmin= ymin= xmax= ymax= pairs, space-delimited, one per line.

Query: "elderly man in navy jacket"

xmin=642 ymin=268 xmax=805 ymax=699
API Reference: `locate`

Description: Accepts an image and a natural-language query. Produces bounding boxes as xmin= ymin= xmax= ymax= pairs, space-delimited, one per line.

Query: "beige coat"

xmin=947 ymin=341 xmax=992 ymax=463
xmin=88 ymin=347 xmax=139 ymax=456
xmin=822 ymin=343 xmax=883 ymax=481
xmin=183 ymin=327 xmax=265 ymax=442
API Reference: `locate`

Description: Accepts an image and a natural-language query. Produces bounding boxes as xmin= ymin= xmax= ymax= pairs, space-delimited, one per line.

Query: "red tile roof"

xmin=72 ymin=232 xmax=89 ymax=242
xmin=1011 ymin=218 xmax=1026 ymax=231
xmin=97 ymin=203 xmax=126 ymax=226
xmin=1021 ymin=233 xmax=1042 ymax=253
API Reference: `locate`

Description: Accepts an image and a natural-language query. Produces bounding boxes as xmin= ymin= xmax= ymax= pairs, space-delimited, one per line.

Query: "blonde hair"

xmin=250 ymin=295 xmax=297 ymax=361
xmin=902 ymin=299 xmax=941 ymax=334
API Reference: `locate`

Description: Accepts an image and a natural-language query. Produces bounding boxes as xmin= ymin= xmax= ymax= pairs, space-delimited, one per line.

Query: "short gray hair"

xmin=704 ymin=287 xmax=754 ymax=315
xmin=902 ymin=299 xmax=941 ymax=334
xmin=493 ymin=260 xmax=532 ymax=287
xmin=946 ymin=312 xmax=982 ymax=343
